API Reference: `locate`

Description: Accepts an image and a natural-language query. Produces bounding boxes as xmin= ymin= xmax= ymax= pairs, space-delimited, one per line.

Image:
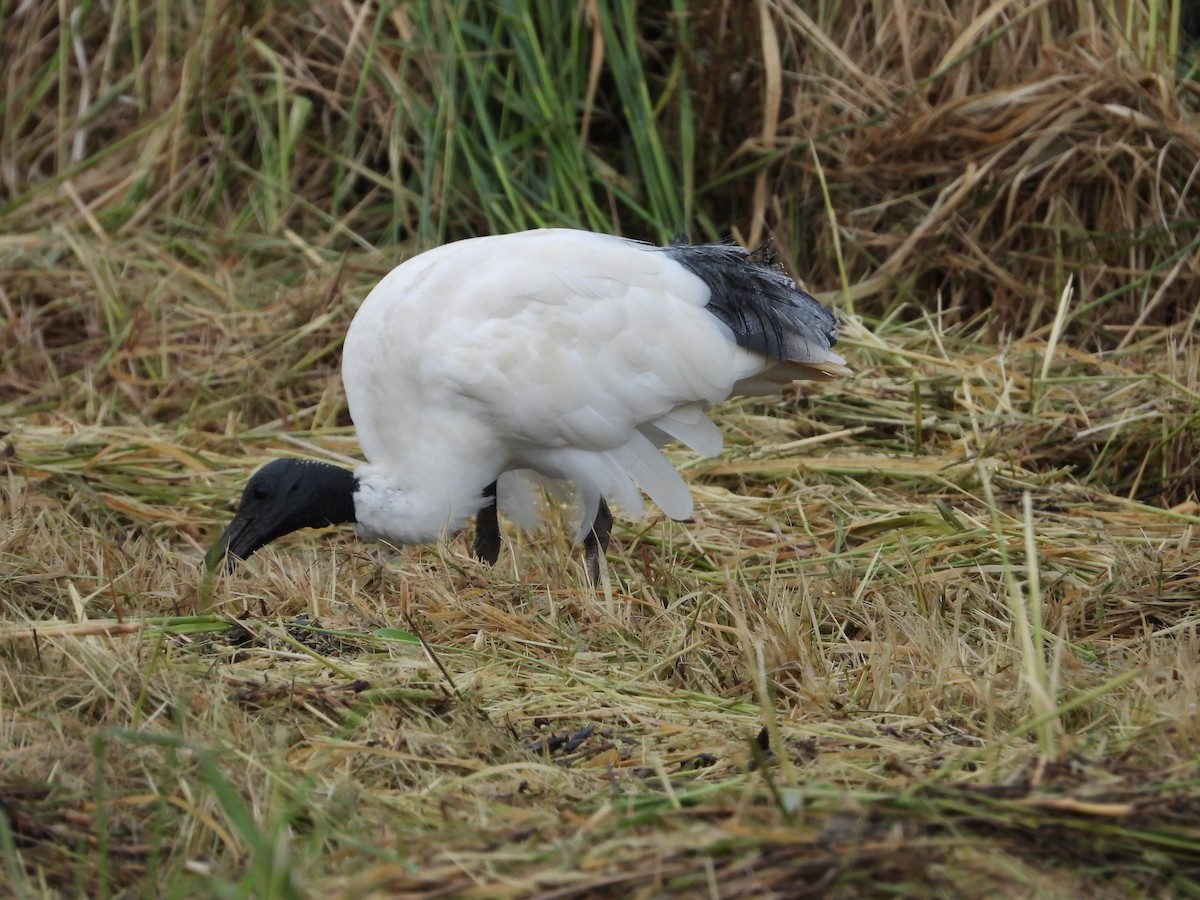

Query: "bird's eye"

xmin=251 ymin=485 xmax=270 ymax=501
xmin=288 ymin=482 xmax=300 ymax=495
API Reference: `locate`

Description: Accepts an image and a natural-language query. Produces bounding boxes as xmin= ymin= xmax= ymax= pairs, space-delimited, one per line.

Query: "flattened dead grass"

xmin=4 ymin=0 xmax=1200 ymax=895
xmin=4 ymin=236 xmax=1200 ymax=895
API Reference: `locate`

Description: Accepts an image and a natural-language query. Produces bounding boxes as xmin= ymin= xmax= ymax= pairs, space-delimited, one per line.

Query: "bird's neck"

xmin=303 ymin=462 xmax=359 ymax=527
xmin=352 ymin=466 xmax=491 ymax=546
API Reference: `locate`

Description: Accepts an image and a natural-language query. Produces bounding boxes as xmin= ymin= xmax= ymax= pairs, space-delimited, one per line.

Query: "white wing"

xmin=344 ymin=229 xmax=793 ymax=536
xmin=442 ymin=232 xmax=767 ymax=525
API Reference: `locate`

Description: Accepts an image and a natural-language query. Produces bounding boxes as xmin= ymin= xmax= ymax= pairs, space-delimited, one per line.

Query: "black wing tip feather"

xmin=660 ymin=240 xmax=839 ymax=360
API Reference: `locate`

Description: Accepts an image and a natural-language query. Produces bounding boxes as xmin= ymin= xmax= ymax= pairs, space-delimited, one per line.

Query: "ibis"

xmin=208 ymin=228 xmax=850 ymax=582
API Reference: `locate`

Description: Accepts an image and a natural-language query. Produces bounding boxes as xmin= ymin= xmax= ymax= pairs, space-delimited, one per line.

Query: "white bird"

xmin=208 ymin=228 xmax=850 ymax=582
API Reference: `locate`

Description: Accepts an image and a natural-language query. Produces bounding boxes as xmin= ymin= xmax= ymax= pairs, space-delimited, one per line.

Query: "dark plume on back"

xmin=662 ymin=242 xmax=840 ymax=365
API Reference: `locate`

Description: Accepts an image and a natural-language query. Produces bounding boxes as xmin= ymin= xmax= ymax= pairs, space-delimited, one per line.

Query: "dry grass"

xmin=4 ymin=1 xmax=1199 ymax=332
xmin=4 ymin=0 xmax=1200 ymax=897
xmin=5 ymin=247 xmax=1200 ymax=895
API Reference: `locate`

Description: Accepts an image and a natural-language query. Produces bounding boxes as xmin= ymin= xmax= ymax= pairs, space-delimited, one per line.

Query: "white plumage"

xmin=210 ymin=228 xmax=849 ymax=579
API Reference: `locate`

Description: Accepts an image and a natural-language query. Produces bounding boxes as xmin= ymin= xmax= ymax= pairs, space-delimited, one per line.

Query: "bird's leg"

xmin=473 ymin=480 xmax=501 ymax=565
xmin=583 ymin=498 xmax=613 ymax=585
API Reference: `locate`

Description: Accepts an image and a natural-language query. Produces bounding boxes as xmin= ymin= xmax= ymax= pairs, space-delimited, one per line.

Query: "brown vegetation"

xmin=3 ymin=1 xmax=1200 ymax=895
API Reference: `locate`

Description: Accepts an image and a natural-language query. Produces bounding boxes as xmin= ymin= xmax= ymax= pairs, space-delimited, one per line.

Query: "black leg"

xmin=582 ymin=498 xmax=612 ymax=585
xmin=473 ymin=481 xmax=501 ymax=565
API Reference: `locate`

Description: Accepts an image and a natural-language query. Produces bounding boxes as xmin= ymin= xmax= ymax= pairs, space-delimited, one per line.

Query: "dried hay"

xmin=4 ymin=0 xmax=1200 ymax=896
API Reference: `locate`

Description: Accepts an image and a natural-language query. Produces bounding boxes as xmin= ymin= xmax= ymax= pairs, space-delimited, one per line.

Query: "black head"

xmin=206 ymin=458 xmax=358 ymax=571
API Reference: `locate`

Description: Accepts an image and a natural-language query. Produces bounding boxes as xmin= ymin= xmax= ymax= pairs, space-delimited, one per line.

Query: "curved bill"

xmin=203 ymin=514 xmax=261 ymax=573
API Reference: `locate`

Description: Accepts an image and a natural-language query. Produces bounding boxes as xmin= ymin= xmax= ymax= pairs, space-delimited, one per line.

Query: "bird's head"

xmin=206 ymin=458 xmax=359 ymax=571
